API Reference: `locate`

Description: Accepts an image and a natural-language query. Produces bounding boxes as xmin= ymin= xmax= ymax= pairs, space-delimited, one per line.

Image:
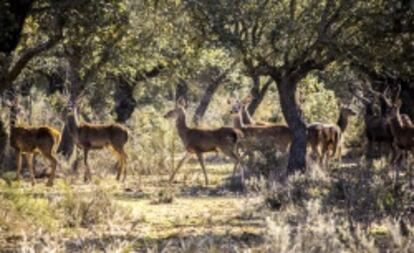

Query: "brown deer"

xmin=164 ymin=99 xmax=244 ymax=186
xmin=349 ymin=83 xmax=412 ymax=159
xmin=307 ymin=105 xmax=357 ymax=166
xmin=66 ymin=107 xmax=129 ymax=182
xmin=228 ymin=96 xmax=292 ymax=153
xmin=388 ymin=99 xmax=414 ymax=185
xmin=228 ymin=95 xmax=268 ymax=128
xmin=8 ymin=101 xmax=61 ymax=186
xmin=229 ymin=95 xmax=337 ymax=166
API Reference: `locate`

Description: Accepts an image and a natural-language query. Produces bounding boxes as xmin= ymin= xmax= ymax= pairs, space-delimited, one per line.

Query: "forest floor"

xmin=0 ymin=159 xmax=268 ymax=252
xmin=1 ymin=153 xmax=413 ymax=252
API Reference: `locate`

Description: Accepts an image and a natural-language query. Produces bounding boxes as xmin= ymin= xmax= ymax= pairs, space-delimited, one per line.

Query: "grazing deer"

xmin=388 ymin=99 xmax=414 ymax=185
xmin=307 ymin=105 xmax=357 ymax=166
xmin=8 ymin=101 xmax=61 ymax=186
xmin=67 ymin=107 xmax=129 ymax=182
xmin=164 ymin=99 xmax=243 ymax=186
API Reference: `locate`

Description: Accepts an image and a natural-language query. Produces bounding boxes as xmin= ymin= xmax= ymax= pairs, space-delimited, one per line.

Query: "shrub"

xmin=56 ymin=184 xmax=130 ymax=228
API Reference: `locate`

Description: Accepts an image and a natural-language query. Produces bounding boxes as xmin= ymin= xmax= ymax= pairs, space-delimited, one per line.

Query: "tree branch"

xmin=0 ymin=26 xmax=62 ymax=93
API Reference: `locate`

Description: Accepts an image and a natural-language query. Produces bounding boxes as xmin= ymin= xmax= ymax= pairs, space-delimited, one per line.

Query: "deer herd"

xmin=3 ymin=82 xmax=414 ymax=187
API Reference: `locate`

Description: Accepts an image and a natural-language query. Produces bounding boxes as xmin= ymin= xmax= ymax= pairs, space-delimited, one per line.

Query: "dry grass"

xmin=0 ymin=155 xmax=413 ymax=252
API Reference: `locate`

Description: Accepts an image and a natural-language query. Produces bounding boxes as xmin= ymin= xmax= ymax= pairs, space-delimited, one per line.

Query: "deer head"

xmin=389 ymin=99 xmax=403 ymax=120
xmin=164 ymin=97 xmax=187 ymax=119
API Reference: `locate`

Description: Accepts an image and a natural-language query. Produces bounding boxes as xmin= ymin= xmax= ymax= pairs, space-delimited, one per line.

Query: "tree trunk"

xmin=175 ymin=80 xmax=188 ymax=102
xmin=0 ymin=118 xmax=7 ymax=162
xmin=114 ymin=76 xmax=137 ymax=123
xmin=247 ymin=76 xmax=272 ymax=116
xmin=276 ymin=76 xmax=307 ymax=176
xmin=192 ymin=62 xmax=236 ymax=125
xmin=192 ymin=80 xmax=222 ymax=125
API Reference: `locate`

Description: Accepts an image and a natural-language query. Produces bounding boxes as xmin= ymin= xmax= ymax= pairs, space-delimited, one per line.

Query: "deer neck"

xmin=175 ymin=109 xmax=190 ymax=142
xmin=391 ymin=111 xmax=404 ymax=130
xmin=337 ymin=111 xmax=349 ymax=132
xmin=232 ymin=112 xmax=244 ymax=128
xmin=388 ymin=111 xmax=405 ymax=140
xmin=67 ymin=113 xmax=80 ymax=141
xmin=241 ymin=106 xmax=254 ymax=125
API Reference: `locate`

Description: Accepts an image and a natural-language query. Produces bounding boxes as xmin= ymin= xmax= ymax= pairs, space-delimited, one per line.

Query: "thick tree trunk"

xmin=247 ymin=76 xmax=272 ymax=116
xmin=276 ymin=76 xmax=307 ymax=175
xmin=0 ymin=118 xmax=7 ymax=161
xmin=114 ymin=76 xmax=137 ymax=123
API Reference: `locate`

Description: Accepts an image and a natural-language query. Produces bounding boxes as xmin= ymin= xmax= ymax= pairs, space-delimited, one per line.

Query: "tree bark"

xmin=192 ymin=62 xmax=237 ymax=125
xmin=276 ymin=76 xmax=307 ymax=175
xmin=114 ymin=76 xmax=137 ymax=123
xmin=247 ymin=76 xmax=272 ymax=116
xmin=0 ymin=118 xmax=7 ymax=162
xmin=175 ymin=80 xmax=188 ymax=102
xmin=192 ymin=79 xmax=222 ymax=125
xmin=112 ymin=65 xmax=164 ymax=123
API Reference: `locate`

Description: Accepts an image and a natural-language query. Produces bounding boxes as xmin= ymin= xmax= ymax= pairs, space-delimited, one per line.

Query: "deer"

xmin=228 ymin=95 xmax=342 ymax=167
xmin=228 ymin=95 xmax=268 ymax=128
xmin=164 ymin=98 xmax=244 ymax=186
xmin=66 ymin=106 xmax=129 ymax=182
xmin=349 ymin=82 xmax=412 ymax=160
xmin=7 ymin=100 xmax=61 ymax=186
xmin=387 ymin=99 xmax=414 ymax=185
xmin=228 ymin=95 xmax=292 ymax=154
xmin=307 ymin=105 xmax=357 ymax=166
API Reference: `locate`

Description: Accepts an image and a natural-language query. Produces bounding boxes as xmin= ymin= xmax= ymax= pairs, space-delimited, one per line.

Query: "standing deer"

xmin=229 ymin=95 xmax=337 ymax=166
xmin=307 ymin=105 xmax=357 ymax=166
xmin=228 ymin=95 xmax=268 ymax=128
xmin=8 ymin=100 xmax=61 ymax=186
xmin=164 ymin=99 xmax=243 ymax=186
xmin=67 ymin=107 xmax=129 ymax=182
xmin=388 ymin=99 xmax=414 ymax=185
xmin=350 ymin=83 xmax=412 ymax=159
xmin=228 ymin=96 xmax=292 ymax=154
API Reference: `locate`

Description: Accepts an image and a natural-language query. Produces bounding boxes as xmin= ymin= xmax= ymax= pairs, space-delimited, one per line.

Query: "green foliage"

xmin=0 ymin=185 xmax=58 ymax=233
xmin=299 ymin=75 xmax=338 ymax=123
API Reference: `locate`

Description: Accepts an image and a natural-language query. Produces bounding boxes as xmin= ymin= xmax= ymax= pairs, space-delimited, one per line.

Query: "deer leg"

xmin=71 ymin=148 xmax=80 ymax=175
xmin=26 ymin=153 xmax=36 ymax=186
xmin=16 ymin=151 xmax=23 ymax=181
xmin=336 ymin=143 xmax=342 ymax=163
xmin=169 ymin=152 xmax=190 ymax=183
xmin=196 ymin=153 xmax=209 ymax=186
xmin=114 ymin=148 xmax=127 ymax=182
xmin=115 ymin=152 xmax=122 ymax=181
xmin=121 ymin=152 xmax=127 ymax=182
xmin=43 ymin=152 xmax=57 ymax=187
xmin=221 ymin=148 xmax=243 ymax=183
xmin=83 ymin=148 xmax=91 ymax=183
